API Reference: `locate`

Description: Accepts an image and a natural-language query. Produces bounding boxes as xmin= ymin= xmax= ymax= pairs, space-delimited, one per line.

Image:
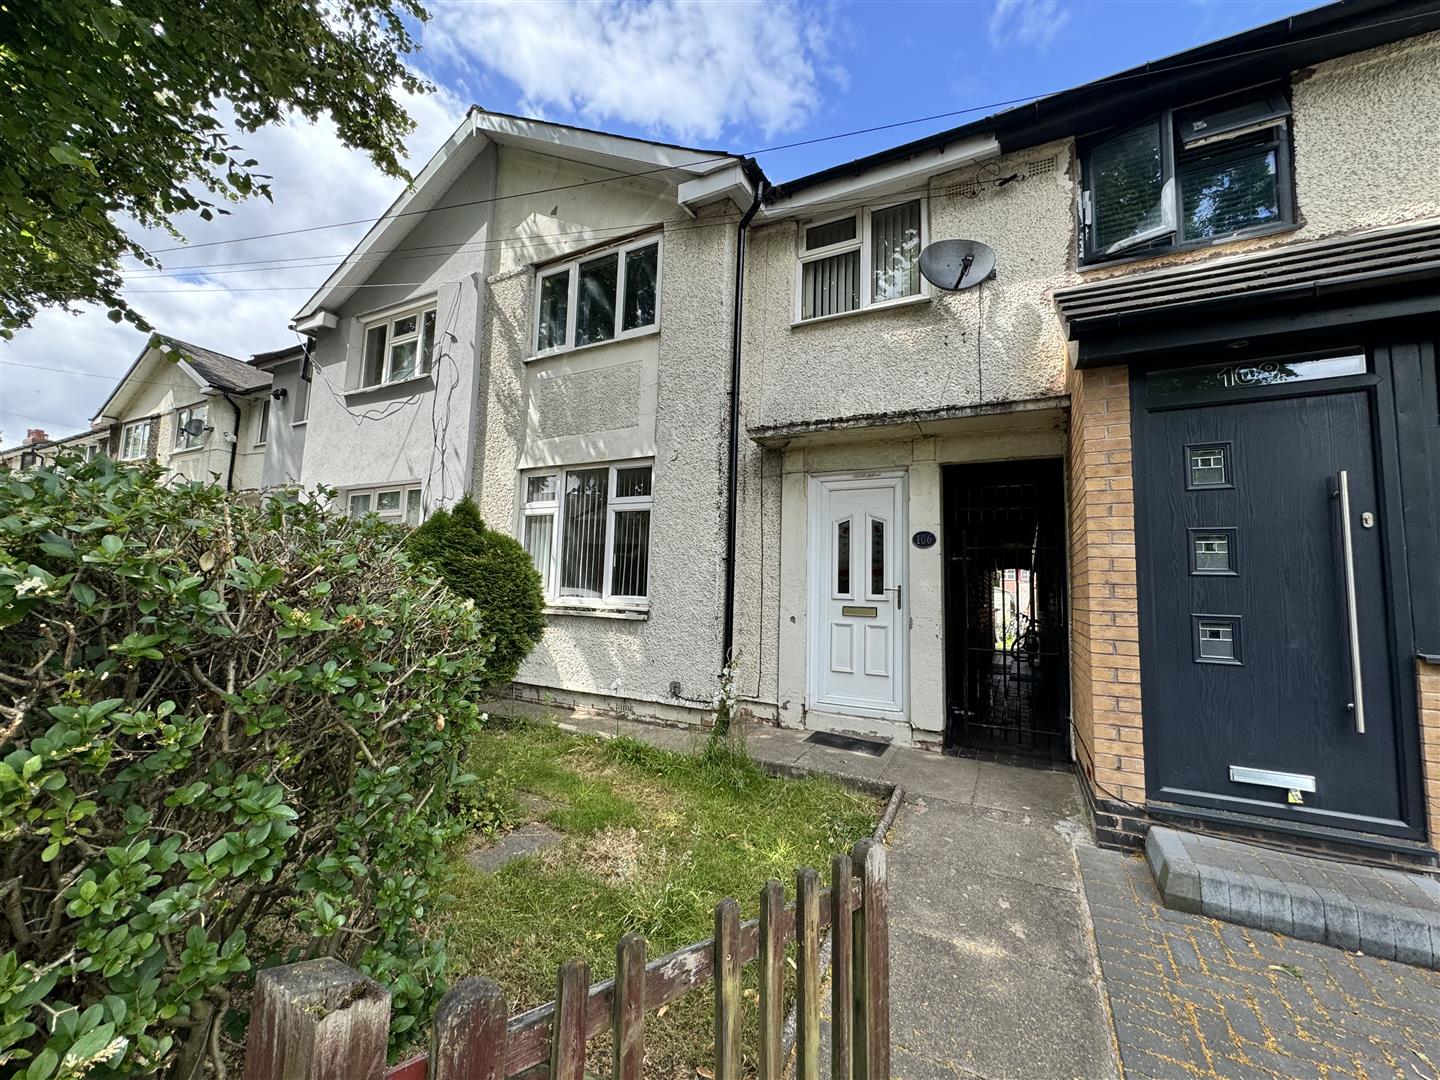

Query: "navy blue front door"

xmin=1136 ymin=387 xmax=1414 ymax=836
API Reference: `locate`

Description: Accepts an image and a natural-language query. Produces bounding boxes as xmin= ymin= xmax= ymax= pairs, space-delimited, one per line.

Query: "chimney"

xmin=24 ymin=428 xmax=48 ymax=445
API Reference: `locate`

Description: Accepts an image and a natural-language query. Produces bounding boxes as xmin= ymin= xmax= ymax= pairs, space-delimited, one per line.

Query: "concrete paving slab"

xmin=881 ymin=749 xmax=979 ymax=805
xmin=793 ymin=741 xmax=893 ymax=783
xmin=972 ymin=762 xmax=1082 ymax=820
xmin=899 ymin=799 xmax=1081 ymax=892
xmin=463 ymin=822 xmax=564 ymax=873
xmin=886 ymin=922 xmax=1118 ymax=1080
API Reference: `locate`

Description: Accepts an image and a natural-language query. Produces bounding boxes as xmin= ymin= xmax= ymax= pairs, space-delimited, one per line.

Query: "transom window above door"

xmin=1080 ymin=86 xmax=1293 ymax=263
xmin=796 ymin=199 xmax=927 ymax=322
xmin=521 ymin=461 xmax=653 ymax=608
xmin=360 ymin=301 xmax=437 ymax=388
xmin=534 ymin=235 xmax=661 ymax=357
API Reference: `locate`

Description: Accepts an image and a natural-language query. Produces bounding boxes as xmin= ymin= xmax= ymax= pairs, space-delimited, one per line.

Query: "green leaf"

xmin=47 ymin=143 xmax=97 ymax=175
xmin=24 ymin=1047 xmax=57 ymax=1080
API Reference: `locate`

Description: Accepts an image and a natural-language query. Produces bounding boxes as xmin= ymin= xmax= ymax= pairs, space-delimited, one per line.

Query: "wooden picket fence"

xmin=241 ymin=840 xmax=888 ymax=1080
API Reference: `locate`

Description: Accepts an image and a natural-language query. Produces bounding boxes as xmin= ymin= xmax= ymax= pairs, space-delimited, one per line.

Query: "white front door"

xmin=809 ymin=474 xmax=906 ymax=718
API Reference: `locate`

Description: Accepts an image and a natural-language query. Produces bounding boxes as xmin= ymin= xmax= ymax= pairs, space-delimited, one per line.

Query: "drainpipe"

xmin=720 ymin=180 xmax=766 ymax=670
xmin=220 ymin=392 xmax=242 ymax=492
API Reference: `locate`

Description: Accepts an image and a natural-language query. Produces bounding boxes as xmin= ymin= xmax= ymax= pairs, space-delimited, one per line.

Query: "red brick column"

xmin=1068 ymin=365 xmax=1146 ymax=808
xmin=1419 ymin=660 xmax=1440 ymax=847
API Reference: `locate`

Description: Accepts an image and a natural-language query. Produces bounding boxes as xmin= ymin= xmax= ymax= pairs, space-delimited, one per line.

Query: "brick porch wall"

xmin=1420 ymin=660 xmax=1440 ymax=847
xmin=1068 ymin=365 xmax=1146 ymax=809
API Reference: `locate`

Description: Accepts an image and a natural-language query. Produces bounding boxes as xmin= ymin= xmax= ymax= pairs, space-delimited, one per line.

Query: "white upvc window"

xmin=255 ymin=399 xmax=270 ymax=446
xmin=174 ymin=404 xmax=208 ymax=451
xmin=794 ymin=197 xmax=928 ymax=323
xmin=347 ymin=484 xmax=424 ymax=526
xmin=520 ymin=461 xmax=653 ymax=606
xmin=360 ymin=301 xmax=438 ymax=388
xmin=293 ymin=370 xmax=310 ymax=424
xmin=533 ymin=234 xmax=661 ymax=359
xmin=119 ymin=420 xmax=153 ymax=461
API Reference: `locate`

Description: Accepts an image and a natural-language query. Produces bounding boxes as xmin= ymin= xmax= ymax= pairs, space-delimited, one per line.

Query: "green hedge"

xmin=0 ymin=458 xmax=497 ymax=1078
xmin=405 ymin=496 xmax=545 ymax=689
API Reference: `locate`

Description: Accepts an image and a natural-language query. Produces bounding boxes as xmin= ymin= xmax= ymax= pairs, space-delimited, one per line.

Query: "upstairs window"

xmin=797 ymin=198 xmax=926 ymax=322
xmin=1080 ymin=88 xmax=1292 ymax=263
xmin=255 ymin=399 xmax=270 ymax=446
xmin=521 ymin=461 xmax=653 ymax=605
xmin=534 ymin=236 xmax=660 ymax=357
xmin=361 ymin=302 xmax=437 ymax=388
xmin=119 ymin=419 xmax=153 ymax=460
xmin=174 ymin=405 xmax=207 ymax=451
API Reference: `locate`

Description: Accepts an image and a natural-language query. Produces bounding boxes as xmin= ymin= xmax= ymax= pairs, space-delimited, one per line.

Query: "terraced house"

xmin=22 ymin=0 xmax=1429 ymax=869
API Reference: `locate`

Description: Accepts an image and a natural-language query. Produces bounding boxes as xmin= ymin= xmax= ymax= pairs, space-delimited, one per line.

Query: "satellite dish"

xmin=919 ymin=239 xmax=996 ymax=291
xmin=181 ymin=418 xmax=207 ymax=438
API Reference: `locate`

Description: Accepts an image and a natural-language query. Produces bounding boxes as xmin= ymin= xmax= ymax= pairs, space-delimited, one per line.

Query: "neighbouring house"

xmin=287 ymin=109 xmax=760 ymax=703
xmin=87 ymin=336 xmax=275 ymax=491
xmin=0 ymin=425 xmax=108 ymax=471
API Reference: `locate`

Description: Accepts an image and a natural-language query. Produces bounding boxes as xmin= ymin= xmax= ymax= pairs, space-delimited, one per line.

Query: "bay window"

xmin=1081 ymin=87 xmax=1292 ymax=263
xmin=796 ymin=198 xmax=926 ymax=322
xmin=533 ymin=235 xmax=660 ymax=357
xmin=360 ymin=302 xmax=437 ymax=388
xmin=522 ymin=461 xmax=653 ymax=606
xmin=347 ymin=484 xmax=423 ymax=526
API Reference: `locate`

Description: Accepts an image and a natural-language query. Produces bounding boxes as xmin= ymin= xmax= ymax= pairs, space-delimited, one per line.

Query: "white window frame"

xmin=255 ymin=399 xmax=270 ymax=446
xmin=793 ymin=196 xmax=929 ymax=325
xmin=119 ymin=420 xmax=153 ymax=461
xmin=346 ymin=483 xmax=424 ymax=526
xmin=173 ymin=405 xmax=208 ymax=452
xmin=358 ymin=299 xmax=438 ymax=389
xmin=520 ymin=460 xmax=654 ymax=608
xmin=531 ymin=234 xmax=663 ymax=360
xmin=292 ymin=371 xmax=310 ymax=426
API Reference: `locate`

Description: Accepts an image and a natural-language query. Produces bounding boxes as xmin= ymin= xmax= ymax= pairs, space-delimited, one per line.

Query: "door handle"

xmin=885 ymin=585 xmax=903 ymax=610
xmin=1333 ymin=470 xmax=1366 ymax=734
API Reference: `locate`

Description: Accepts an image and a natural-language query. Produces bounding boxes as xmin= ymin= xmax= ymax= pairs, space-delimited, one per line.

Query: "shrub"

xmin=0 ymin=457 xmax=497 ymax=1078
xmin=405 ymin=496 xmax=544 ymax=688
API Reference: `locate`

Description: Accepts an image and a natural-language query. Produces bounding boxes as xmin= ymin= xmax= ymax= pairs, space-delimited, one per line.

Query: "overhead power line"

xmin=125 ymin=6 xmax=1440 ymax=262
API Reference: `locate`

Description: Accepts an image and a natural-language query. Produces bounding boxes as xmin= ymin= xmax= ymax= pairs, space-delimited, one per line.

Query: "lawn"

xmin=444 ymin=717 xmax=882 ymax=1079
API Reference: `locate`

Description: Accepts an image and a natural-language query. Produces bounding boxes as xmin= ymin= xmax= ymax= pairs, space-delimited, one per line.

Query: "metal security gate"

xmin=942 ymin=459 xmax=1068 ymax=761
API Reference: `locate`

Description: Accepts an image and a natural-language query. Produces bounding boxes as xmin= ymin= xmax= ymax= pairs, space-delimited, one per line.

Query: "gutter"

xmin=220 ymin=392 xmax=242 ymax=492
xmin=720 ymin=183 xmax=766 ymax=670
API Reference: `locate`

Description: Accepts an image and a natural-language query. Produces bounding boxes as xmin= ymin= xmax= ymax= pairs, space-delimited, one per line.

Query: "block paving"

xmin=1078 ymin=846 xmax=1440 ymax=1080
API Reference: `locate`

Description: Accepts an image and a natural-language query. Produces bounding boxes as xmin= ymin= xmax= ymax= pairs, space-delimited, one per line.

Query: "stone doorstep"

xmin=1145 ymin=826 xmax=1440 ymax=970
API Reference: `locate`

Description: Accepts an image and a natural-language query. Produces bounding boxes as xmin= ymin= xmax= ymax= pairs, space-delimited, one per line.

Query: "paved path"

xmin=1079 ymin=847 xmax=1440 ymax=1080
xmin=499 ymin=705 xmax=1440 ymax=1080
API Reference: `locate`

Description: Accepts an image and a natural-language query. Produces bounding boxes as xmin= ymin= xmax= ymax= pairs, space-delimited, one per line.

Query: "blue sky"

xmin=1 ymin=0 xmax=1323 ymax=444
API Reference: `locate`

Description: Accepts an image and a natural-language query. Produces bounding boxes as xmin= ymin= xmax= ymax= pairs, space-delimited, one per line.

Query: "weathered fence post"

xmin=831 ymin=853 xmax=854 ymax=1080
xmin=713 ymin=897 xmax=742 ymax=1080
xmin=430 ymin=977 xmax=509 ymax=1080
xmin=851 ymin=839 xmax=890 ymax=1080
xmin=758 ymin=879 xmax=786 ymax=1080
xmin=613 ymin=933 xmax=647 ymax=1080
xmin=242 ymin=957 xmax=390 ymax=1080
xmin=550 ymin=959 xmax=590 ymax=1080
xmin=795 ymin=866 xmax=822 ymax=1080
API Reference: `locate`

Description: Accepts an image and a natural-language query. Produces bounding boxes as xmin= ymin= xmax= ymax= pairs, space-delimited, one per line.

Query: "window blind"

xmin=871 ymin=201 xmax=921 ymax=302
xmin=801 ymin=250 xmax=860 ymax=320
xmin=1090 ymin=120 xmax=1168 ymax=253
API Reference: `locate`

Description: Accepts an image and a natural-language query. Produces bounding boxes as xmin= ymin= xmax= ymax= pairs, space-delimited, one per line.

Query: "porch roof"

xmin=746 ymin=395 xmax=1069 ymax=449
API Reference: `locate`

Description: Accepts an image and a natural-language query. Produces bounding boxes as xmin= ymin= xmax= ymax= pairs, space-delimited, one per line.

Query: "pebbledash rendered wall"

xmin=471 ymin=147 xmax=740 ymax=719
xmin=730 ymin=138 xmax=1078 ymax=743
xmin=297 ymin=151 xmax=493 ymax=514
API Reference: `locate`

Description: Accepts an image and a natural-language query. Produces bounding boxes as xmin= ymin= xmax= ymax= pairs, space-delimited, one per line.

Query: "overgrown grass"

xmin=444 ymin=718 xmax=881 ymax=1079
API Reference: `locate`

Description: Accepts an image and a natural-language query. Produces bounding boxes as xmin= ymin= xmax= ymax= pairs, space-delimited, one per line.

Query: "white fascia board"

xmin=291 ymin=115 xmax=486 ymax=325
xmin=760 ymin=133 xmax=1001 ymax=222
xmin=473 ymin=111 xmax=733 ymax=178
xmin=677 ymin=163 xmax=756 ymax=213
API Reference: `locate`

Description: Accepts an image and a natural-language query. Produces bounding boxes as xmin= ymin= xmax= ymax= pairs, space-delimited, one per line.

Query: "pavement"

xmin=492 ymin=704 xmax=1440 ymax=1080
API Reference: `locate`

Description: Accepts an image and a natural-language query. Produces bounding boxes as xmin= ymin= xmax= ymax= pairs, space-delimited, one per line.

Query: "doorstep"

xmin=1146 ymin=826 xmax=1440 ymax=970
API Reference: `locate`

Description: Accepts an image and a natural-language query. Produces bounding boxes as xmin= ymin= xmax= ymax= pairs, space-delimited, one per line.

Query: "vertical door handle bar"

xmin=1334 ymin=470 xmax=1365 ymax=734
xmin=886 ymin=585 xmax=903 ymax=610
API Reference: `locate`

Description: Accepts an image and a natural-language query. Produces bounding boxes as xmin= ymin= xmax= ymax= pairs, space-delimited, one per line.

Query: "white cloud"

xmin=426 ymin=0 xmax=836 ymax=141
xmin=988 ymin=0 xmax=1071 ymax=52
xmin=0 ymin=83 xmax=465 ymax=446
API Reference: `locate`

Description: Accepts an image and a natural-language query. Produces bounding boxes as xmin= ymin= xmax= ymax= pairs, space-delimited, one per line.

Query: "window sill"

xmin=1077 ymin=221 xmax=1302 ymax=273
xmin=544 ymin=603 xmax=649 ymax=621
xmin=344 ymin=372 xmax=434 ymax=398
xmin=170 ymin=445 xmax=206 ymax=457
xmin=790 ymin=292 xmax=930 ymax=329
xmin=291 ymin=420 xmax=308 ymax=428
xmin=527 ymin=323 xmax=659 ymax=364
